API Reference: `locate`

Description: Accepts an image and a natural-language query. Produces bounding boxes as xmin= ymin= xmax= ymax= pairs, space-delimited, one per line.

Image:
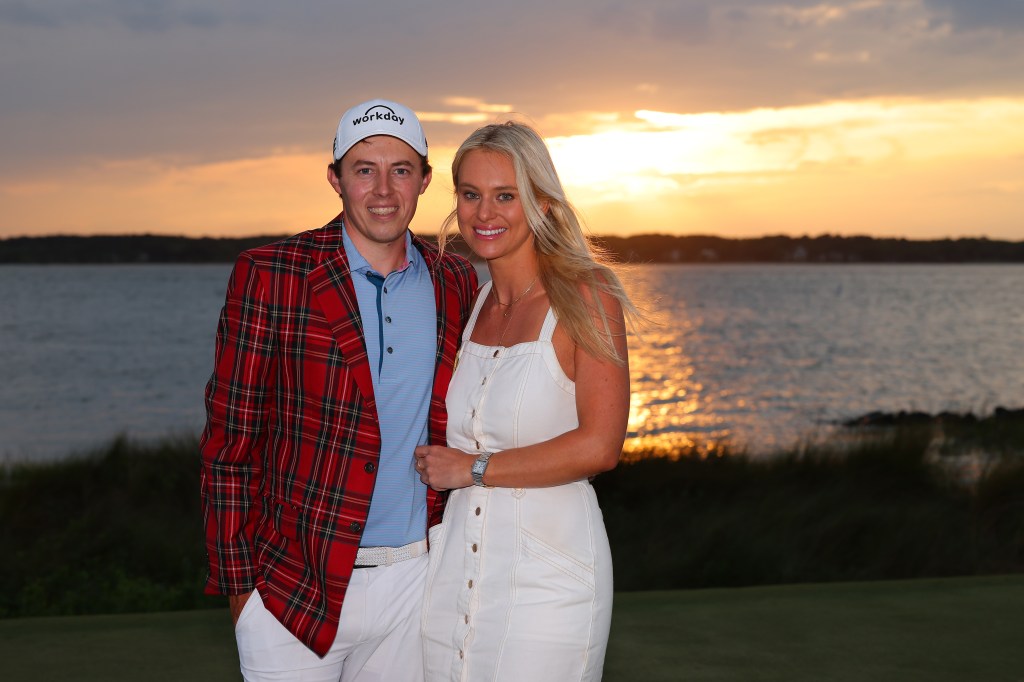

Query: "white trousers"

xmin=234 ymin=554 xmax=427 ymax=682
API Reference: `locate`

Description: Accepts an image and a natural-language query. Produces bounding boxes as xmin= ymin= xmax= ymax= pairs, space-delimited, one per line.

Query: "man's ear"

xmin=327 ymin=163 xmax=343 ymax=195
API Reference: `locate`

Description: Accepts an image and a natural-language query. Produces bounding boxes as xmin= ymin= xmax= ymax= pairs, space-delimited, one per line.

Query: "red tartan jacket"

xmin=199 ymin=214 xmax=477 ymax=656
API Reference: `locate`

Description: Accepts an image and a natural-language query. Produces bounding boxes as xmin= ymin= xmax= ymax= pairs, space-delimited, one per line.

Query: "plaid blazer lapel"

xmin=416 ymin=235 xmax=464 ymax=389
xmin=308 ymin=247 xmax=377 ymax=415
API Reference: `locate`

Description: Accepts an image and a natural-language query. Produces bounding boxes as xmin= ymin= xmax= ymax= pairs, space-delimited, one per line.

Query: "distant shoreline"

xmin=2 ymin=233 xmax=1024 ymax=264
xmin=841 ymin=406 xmax=1024 ymax=428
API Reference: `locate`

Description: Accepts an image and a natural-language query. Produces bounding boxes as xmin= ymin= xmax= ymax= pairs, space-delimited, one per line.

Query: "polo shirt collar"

xmin=341 ymin=223 xmax=420 ymax=277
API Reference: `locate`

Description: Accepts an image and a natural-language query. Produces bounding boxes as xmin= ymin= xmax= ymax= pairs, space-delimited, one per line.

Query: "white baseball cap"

xmin=333 ymin=98 xmax=428 ymax=161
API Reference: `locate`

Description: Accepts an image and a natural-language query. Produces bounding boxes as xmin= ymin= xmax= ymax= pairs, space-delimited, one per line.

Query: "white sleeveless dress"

xmin=422 ymin=281 xmax=613 ymax=682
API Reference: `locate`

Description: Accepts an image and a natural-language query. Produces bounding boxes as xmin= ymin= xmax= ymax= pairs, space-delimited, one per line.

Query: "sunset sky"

xmin=2 ymin=0 xmax=1023 ymax=240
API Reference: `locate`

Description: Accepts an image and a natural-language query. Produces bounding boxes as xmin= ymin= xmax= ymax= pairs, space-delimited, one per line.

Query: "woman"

xmin=415 ymin=121 xmax=640 ymax=681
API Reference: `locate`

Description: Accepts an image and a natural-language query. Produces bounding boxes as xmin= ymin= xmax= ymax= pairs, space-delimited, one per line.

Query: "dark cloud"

xmin=926 ymin=0 xmax=1024 ymax=31
xmin=651 ymin=2 xmax=711 ymax=43
xmin=0 ymin=2 xmax=62 ymax=27
xmin=114 ymin=0 xmax=226 ymax=32
xmin=588 ymin=0 xmax=711 ymax=42
xmin=0 ymin=0 xmax=232 ymax=32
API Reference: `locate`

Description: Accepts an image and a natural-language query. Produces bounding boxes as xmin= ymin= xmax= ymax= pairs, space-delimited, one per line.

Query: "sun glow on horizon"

xmin=2 ymin=96 xmax=1023 ymax=240
xmin=536 ymin=96 xmax=1024 ymax=238
xmin=545 ymin=97 xmax=1024 ymax=203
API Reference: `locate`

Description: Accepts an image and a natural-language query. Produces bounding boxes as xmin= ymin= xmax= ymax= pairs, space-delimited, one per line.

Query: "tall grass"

xmin=1 ymin=423 xmax=1022 ymax=618
xmin=0 ymin=436 xmax=222 ymax=617
xmin=597 ymin=425 xmax=1024 ymax=591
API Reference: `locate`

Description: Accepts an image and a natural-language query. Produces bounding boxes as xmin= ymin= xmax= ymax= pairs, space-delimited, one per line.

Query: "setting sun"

xmin=427 ymin=97 xmax=1024 ymax=238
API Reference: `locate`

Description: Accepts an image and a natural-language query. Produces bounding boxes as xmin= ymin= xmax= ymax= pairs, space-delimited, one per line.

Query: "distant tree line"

xmin=1 ymin=233 xmax=1023 ymax=264
xmin=0 ymin=235 xmax=290 ymax=264
xmin=594 ymin=234 xmax=1024 ymax=263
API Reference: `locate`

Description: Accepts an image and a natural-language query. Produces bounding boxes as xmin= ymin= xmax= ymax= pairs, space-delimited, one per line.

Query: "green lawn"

xmin=2 ymin=575 xmax=1021 ymax=681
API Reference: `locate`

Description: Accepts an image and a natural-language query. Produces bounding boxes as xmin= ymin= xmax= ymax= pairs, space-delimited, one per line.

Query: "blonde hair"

xmin=439 ymin=121 xmax=641 ymax=364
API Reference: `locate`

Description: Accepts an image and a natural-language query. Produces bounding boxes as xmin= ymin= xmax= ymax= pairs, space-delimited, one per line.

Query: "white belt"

xmin=354 ymin=539 xmax=427 ymax=568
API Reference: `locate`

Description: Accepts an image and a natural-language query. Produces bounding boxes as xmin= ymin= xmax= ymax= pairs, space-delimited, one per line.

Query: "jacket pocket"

xmin=272 ymin=499 xmax=303 ymax=542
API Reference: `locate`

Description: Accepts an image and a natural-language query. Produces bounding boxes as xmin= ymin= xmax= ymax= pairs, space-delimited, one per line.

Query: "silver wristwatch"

xmin=471 ymin=452 xmax=493 ymax=487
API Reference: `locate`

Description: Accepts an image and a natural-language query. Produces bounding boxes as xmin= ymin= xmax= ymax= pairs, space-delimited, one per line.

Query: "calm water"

xmin=625 ymin=264 xmax=1024 ymax=453
xmin=1 ymin=263 xmax=1022 ymax=461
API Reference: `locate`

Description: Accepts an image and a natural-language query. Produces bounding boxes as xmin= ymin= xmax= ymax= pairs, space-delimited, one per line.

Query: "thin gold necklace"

xmin=494 ymin=277 xmax=538 ymax=348
xmin=493 ymin=277 xmax=538 ymax=318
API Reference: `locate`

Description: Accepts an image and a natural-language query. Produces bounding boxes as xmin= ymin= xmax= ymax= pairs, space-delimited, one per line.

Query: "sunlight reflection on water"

xmin=621 ymin=263 xmax=1024 ymax=456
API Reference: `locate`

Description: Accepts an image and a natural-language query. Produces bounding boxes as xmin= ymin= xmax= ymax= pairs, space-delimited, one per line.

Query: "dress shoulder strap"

xmin=539 ymin=305 xmax=558 ymax=343
xmin=462 ymin=280 xmax=492 ymax=343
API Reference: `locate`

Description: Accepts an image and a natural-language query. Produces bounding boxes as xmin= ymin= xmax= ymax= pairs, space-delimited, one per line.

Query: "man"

xmin=200 ymin=98 xmax=477 ymax=681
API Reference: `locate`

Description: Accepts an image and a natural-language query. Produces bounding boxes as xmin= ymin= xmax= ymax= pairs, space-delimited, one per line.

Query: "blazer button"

xmin=350 ymin=521 xmax=362 ymax=533
xmin=364 ymin=462 xmax=376 ymax=473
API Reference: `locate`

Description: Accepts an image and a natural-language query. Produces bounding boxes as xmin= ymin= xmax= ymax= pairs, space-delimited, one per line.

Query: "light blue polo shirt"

xmin=342 ymin=226 xmax=436 ymax=547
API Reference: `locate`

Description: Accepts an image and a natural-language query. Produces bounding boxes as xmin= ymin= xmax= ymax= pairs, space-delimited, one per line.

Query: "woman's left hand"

xmin=414 ymin=445 xmax=475 ymax=491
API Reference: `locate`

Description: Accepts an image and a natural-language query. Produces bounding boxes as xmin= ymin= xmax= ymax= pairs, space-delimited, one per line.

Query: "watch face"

xmin=471 ymin=454 xmax=490 ymax=485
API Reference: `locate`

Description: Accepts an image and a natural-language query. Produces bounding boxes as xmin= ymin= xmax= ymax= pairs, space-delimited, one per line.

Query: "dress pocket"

xmin=521 ymin=529 xmax=596 ymax=591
